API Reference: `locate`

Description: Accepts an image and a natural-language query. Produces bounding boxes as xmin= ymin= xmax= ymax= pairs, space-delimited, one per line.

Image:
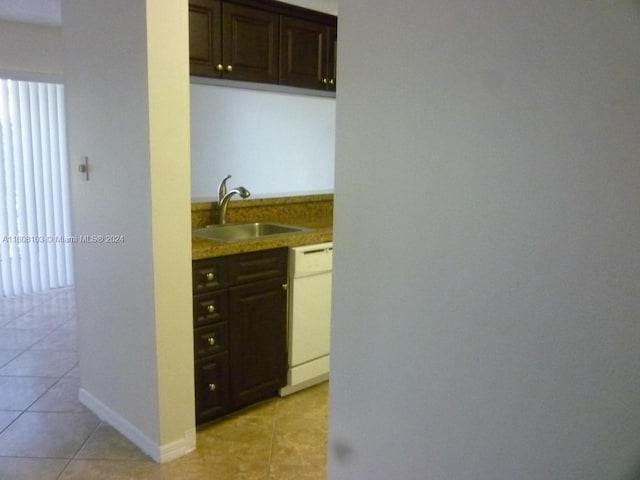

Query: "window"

xmin=0 ymin=79 xmax=73 ymax=297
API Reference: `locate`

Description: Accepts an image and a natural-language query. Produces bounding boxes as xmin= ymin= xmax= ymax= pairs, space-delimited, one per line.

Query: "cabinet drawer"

xmin=228 ymin=248 xmax=287 ymax=285
xmin=193 ymin=291 xmax=228 ymax=327
xmin=194 ymin=322 xmax=228 ymax=359
xmin=193 ymin=257 xmax=228 ymax=293
xmin=195 ymin=353 xmax=230 ymax=424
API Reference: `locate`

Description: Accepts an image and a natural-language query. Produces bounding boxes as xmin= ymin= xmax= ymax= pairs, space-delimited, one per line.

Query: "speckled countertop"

xmin=192 ymin=193 xmax=333 ymax=260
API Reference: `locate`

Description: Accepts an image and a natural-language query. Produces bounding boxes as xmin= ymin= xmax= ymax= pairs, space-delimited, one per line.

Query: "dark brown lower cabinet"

xmin=229 ymin=277 xmax=287 ymax=409
xmin=193 ymin=248 xmax=287 ymax=425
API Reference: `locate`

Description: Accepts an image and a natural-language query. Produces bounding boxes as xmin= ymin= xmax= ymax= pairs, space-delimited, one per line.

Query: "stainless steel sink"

xmin=193 ymin=222 xmax=311 ymax=242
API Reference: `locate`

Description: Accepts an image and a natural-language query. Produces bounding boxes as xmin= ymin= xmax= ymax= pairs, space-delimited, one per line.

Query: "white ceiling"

xmin=0 ymin=0 xmax=337 ymax=26
xmin=0 ymin=0 xmax=61 ymax=26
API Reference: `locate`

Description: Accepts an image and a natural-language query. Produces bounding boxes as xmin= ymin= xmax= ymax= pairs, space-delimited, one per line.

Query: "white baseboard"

xmin=158 ymin=427 xmax=197 ymax=462
xmin=79 ymin=388 xmax=196 ymax=463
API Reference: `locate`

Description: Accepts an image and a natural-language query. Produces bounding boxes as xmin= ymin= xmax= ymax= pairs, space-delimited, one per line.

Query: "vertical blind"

xmin=0 ymin=79 xmax=73 ymax=297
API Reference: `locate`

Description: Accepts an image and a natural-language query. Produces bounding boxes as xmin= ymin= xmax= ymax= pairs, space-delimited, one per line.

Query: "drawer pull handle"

xmin=208 ymin=383 xmax=216 ymax=392
xmin=207 ymin=336 xmax=216 ymax=346
xmin=207 ymin=304 xmax=215 ymax=313
xmin=206 ymin=272 xmax=215 ymax=281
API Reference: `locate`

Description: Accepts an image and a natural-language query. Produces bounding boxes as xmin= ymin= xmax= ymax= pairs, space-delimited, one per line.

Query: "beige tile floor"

xmin=0 ymin=288 xmax=328 ymax=479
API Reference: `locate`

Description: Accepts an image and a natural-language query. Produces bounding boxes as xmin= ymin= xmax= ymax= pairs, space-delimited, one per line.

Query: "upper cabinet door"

xmin=279 ymin=18 xmax=337 ymax=91
xmin=327 ymin=26 xmax=337 ymax=91
xmin=189 ymin=0 xmax=223 ymax=77
xmin=222 ymin=3 xmax=280 ymax=84
xmin=279 ymin=17 xmax=326 ymax=89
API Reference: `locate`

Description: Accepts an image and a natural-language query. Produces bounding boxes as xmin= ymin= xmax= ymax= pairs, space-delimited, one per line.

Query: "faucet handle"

xmin=218 ymin=174 xmax=232 ymax=203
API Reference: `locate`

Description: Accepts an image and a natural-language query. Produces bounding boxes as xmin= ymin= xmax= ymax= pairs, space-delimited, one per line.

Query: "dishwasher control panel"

xmin=290 ymin=242 xmax=333 ymax=276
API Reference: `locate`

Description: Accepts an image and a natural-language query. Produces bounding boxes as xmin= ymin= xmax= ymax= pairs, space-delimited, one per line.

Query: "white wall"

xmin=0 ymin=20 xmax=62 ymax=79
xmin=62 ymin=0 xmax=194 ymax=462
xmin=282 ymin=0 xmax=337 ymax=15
xmin=190 ymin=84 xmax=335 ymax=198
xmin=329 ymin=1 xmax=640 ymax=479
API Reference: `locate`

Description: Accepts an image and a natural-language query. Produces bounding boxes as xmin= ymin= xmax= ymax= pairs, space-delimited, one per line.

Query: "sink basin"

xmin=193 ymin=222 xmax=311 ymax=242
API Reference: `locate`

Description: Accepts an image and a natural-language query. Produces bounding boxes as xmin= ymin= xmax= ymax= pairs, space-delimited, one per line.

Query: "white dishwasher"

xmin=280 ymin=242 xmax=333 ymax=396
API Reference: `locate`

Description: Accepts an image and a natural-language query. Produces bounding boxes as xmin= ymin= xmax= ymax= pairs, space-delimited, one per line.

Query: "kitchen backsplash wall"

xmin=192 ymin=193 xmax=333 ymax=228
xmin=190 ymin=83 xmax=336 ymax=198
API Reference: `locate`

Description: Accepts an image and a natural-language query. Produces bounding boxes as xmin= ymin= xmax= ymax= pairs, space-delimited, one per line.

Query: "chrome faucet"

xmin=218 ymin=174 xmax=232 ymax=205
xmin=217 ymin=175 xmax=250 ymax=224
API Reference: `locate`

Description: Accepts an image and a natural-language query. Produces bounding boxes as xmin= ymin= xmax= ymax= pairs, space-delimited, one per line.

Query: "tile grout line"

xmin=266 ymin=396 xmax=282 ymax=478
xmin=70 ymin=420 xmax=104 ymax=460
xmin=0 ymin=349 xmax=23 ymax=369
xmin=56 ymin=457 xmax=76 ymax=480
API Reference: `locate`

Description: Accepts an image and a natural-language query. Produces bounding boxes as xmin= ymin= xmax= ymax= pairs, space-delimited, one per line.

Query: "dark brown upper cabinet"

xmin=189 ymin=0 xmax=279 ymax=84
xmin=279 ymin=17 xmax=337 ymax=91
xmin=223 ymin=3 xmax=279 ymax=83
xmin=189 ymin=0 xmax=337 ymax=91
xmin=189 ymin=0 xmax=222 ymax=77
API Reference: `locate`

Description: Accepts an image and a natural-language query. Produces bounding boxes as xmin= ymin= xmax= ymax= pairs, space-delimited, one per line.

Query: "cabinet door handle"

xmin=206 ymin=304 xmax=215 ymax=313
xmin=207 ymin=336 xmax=216 ymax=346
xmin=208 ymin=383 xmax=216 ymax=392
xmin=282 ymin=283 xmax=288 ymax=291
xmin=205 ymin=272 xmax=215 ymax=281
xmin=226 ymin=65 xmax=233 ymax=72
xmin=216 ymin=64 xmax=223 ymax=71
xmin=322 ymin=77 xmax=328 ymax=84
xmin=329 ymin=78 xmax=335 ymax=85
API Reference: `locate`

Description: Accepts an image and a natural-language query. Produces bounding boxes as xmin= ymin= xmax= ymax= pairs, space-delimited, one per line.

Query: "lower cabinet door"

xmin=195 ymin=353 xmax=229 ymax=424
xmin=229 ymin=277 xmax=287 ymax=409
